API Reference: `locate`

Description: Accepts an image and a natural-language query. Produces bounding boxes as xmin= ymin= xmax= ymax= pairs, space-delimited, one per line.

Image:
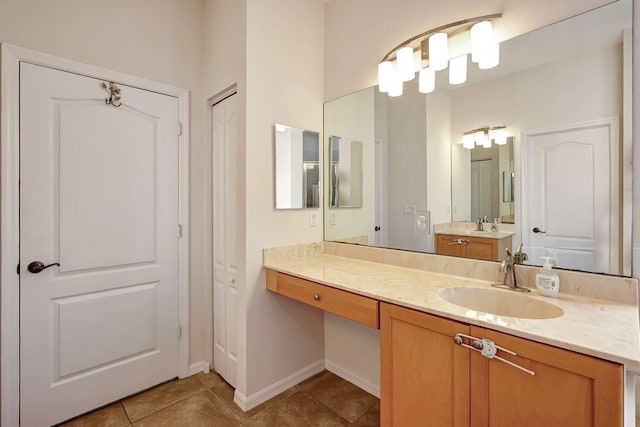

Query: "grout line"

xmin=206 ymin=388 xmax=246 ymax=424
xmin=120 ymin=401 xmax=132 ymax=424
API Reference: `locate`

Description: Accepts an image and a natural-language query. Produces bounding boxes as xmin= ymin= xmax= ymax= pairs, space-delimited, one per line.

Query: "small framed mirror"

xmin=329 ymin=136 xmax=363 ymax=208
xmin=274 ymin=124 xmax=320 ymax=209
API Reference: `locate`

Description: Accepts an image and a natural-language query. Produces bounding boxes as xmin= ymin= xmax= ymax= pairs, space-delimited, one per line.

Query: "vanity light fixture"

xmin=377 ymin=13 xmax=501 ymax=97
xmin=463 ymin=126 xmax=507 ymax=149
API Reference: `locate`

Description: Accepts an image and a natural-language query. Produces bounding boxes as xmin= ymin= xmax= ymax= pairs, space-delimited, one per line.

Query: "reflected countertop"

xmin=435 ymin=228 xmax=514 ymax=240
xmin=263 ymin=250 xmax=640 ymax=372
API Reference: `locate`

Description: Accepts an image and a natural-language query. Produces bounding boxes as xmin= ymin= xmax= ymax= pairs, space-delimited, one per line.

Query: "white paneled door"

xmin=20 ymin=63 xmax=180 ymax=426
xmin=524 ymin=118 xmax=618 ymax=274
xmin=212 ymin=94 xmax=238 ymax=388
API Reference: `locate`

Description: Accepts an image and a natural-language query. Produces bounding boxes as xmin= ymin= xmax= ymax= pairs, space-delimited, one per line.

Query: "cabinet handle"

xmin=453 ymin=333 xmax=535 ymax=376
xmin=313 ymin=294 xmax=320 ymax=301
xmin=448 ymin=238 xmax=470 ymax=246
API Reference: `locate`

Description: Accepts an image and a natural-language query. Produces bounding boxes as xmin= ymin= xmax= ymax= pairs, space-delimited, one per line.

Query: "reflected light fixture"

xmin=449 ymin=55 xmax=468 ymax=85
xmin=418 ymin=67 xmax=435 ymax=93
xmin=463 ymin=126 xmax=508 ymax=149
xmin=377 ymin=13 xmax=501 ymax=97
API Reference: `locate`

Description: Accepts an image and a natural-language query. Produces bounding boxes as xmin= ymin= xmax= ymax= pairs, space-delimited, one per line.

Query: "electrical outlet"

xmin=403 ymin=205 xmax=416 ymax=215
xmin=329 ymin=211 xmax=337 ymax=225
xmin=309 ymin=211 xmax=318 ymax=227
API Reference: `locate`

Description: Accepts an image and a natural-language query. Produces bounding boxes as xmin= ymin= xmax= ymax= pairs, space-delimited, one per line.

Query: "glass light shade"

xmin=449 ymin=55 xmax=467 ymax=85
xmin=494 ymin=128 xmax=507 ymax=145
xmin=475 ymin=131 xmax=487 ymax=146
xmin=478 ymin=42 xmax=500 ymax=69
xmin=471 ymin=21 xmax=493 ymax=63
xmin=396 ymin=47 xmax=416 ymax=82
xmin=418 ymin=67 xmax=435 ymax=93
xmin=428 ymin=32 xmax=448 ymax=71
xmin=378 ymin=61 xmax=394 ymax=93
xmin=388 ymin=70 xmax=403 ymax=97
xmin=463 ymin=134 xmax=475 ymax=149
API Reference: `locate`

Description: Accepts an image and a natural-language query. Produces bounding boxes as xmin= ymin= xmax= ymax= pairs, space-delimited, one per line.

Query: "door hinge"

xmin=16 ymin=263 xmax=20 ymax=275
xmin=178 ymin=224 xmax=183 ymax=238
xmin=177 ymin=122 xmax=183 ymax=136
xmin=177 ymin=325 xmax=182 ymax=340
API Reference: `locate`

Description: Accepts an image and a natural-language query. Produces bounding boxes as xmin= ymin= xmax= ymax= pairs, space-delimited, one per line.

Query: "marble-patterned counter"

xmin=435 ymin=228 xmax=514 ymax=240
xmin=263 ymin=242 xmax=640 ymax=373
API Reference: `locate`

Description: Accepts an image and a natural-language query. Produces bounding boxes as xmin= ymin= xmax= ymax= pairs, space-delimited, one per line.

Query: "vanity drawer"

xmin=266 ymin=269 xmax=379 ymax=329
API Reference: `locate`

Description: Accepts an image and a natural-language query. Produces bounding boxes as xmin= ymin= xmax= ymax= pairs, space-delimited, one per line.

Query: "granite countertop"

xmin=264 ymin=252 xmax=640 ymax=372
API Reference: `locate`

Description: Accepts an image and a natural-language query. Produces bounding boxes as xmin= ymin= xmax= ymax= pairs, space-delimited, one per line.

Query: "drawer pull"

xmin=313 ymin=294 xmax=320 ymax=301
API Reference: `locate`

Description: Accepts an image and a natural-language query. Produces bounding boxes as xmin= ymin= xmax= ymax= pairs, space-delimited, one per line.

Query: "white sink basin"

xmin=438 ymin=287 xmax=564 ymax=319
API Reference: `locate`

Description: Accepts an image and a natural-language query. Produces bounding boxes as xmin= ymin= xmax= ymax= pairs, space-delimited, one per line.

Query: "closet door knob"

xmin=313 ymin=294 xmax=320 ymax=301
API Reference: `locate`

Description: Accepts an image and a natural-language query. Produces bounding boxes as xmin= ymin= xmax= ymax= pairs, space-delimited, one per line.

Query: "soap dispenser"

xmin=535 ymin=256 xmax=560 ymax=298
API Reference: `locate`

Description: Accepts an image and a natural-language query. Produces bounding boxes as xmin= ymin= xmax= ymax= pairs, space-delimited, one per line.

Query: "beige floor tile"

xmin=195 ymin=371 xmax=226 ymax=389
xmin=246 ymin=391 xmax=348 ymax=427
xmin=296 ymin=370 xmax=332 ymax=390
xmin=208 ymin=379 xmax=300 ymax=422
xmin=133 ymin=390 xmax=240 ymax=427
xmin=306 ymin=373 xmax=379 ymax=423
xmin=122 ymin=376 xmax=205 ymax=421
xmin=351 ymin=400 xmax=380 ymax=427
xmin=60 ymin=402 xmax=130 ymax=427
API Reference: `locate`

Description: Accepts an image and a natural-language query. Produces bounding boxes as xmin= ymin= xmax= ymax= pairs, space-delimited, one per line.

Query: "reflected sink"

xmin=439 ymin=287 xmax=564 ymax=319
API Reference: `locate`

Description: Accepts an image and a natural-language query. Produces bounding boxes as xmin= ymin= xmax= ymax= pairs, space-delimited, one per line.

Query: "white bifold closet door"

xmin=19 ymin=62 xmax=180 ymax=426
xmin=212 ymin=94 xmax=238 ymax=387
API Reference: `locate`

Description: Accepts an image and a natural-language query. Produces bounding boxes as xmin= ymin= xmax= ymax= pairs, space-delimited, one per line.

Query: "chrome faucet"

xmin=492 ymin=248 xmax=531 ymax=292
xmin=475 ymin=217 xmax=483 ymax=231
xmin=513 ymin=242 xmax=529 ymax=265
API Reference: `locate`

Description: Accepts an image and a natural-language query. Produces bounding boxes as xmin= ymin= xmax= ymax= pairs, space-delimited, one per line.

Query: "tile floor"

xmin=59 ymin=370 xmax=380 ymax=426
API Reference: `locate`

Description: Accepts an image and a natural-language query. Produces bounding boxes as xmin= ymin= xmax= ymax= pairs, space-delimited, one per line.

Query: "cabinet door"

xmin=464 ymin=237 xmax=497 ymax=261
xmin=435 ymin=234 xmax=465 ymax=257
xmin=470 ymin=326 xmax=623 ymax=427
xmin=381 ymin=303 xmax=470 ymax=427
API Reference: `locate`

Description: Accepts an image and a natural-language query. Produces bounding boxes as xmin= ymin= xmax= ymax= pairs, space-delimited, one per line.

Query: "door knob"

xmin=374 ymin=226 xmax=381 ymax=232
xmin=27 ymin=261 xmax=60 ymax=274
xmin=532 ymin=227 xmax=546 ymax=234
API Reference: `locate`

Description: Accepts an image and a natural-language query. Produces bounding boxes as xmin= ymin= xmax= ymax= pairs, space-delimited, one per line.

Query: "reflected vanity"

xmin=323 ymin=0 xmax=632 ymax=276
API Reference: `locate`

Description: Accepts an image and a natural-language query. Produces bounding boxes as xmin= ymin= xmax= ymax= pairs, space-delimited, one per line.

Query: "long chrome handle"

xmin=453 ymin=333 xmax=535 ymax=376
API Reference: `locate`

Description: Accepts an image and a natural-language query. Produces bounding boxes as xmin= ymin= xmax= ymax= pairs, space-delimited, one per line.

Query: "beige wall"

xmin=243 ymin=0 xmax=326 ymax=396
xmin=0 ymin=0 xmax=209 ymax=364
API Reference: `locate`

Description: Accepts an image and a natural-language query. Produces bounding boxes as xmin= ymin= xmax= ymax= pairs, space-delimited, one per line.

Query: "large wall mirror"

xmin=324 ymin=0 xmax=632 ymax=276
xmin=275 ymin=124 xmax=320 ymax=209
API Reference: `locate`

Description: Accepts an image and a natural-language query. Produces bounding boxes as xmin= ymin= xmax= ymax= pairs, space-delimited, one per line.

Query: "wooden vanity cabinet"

xmin=435 ymin=234 xmax=512 ymax=261
xmin=381 ymin=303 xmax=623 ymax=427
xmin=380 ymin=303 xmax=470 ymax=427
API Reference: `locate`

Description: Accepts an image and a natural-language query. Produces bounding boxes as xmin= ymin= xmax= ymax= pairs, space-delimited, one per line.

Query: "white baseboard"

xmin=325 ymin=359 xmax=380 ymax=398
xmin=188 ymin=361 xmax=210 ymax=377
xmin=234 ymin=359 xmax=325 ymax=411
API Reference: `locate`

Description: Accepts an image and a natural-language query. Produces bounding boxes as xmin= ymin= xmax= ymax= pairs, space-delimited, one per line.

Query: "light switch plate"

xmin=403 ymin=205 xmax=416 ymax=215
